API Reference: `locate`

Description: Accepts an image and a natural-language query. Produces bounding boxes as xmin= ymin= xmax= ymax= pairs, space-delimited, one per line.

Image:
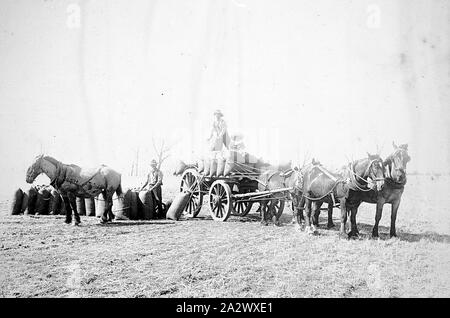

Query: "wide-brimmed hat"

xmin=213 ymin=109 xmax=223 ymax=117
xmin=150 ymin=159 xmax=157 ymax=166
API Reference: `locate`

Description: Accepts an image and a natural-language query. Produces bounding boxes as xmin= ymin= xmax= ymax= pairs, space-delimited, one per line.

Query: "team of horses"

xmin=25 ymin=142 xmax=410 ymax=239
xmin=287 ymin=142 xmax=410 ymax=238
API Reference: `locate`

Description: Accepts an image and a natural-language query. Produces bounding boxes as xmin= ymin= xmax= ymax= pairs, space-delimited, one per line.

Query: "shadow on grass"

xmin=95 ymin=220 xmax=177 ymax=227
xmin=314 ymin=216 xmax=450 ymax=243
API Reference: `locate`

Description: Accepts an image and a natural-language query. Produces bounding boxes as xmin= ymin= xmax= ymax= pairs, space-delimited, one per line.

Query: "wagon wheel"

xmin=232 ymin=200 xmax=253 ymax=217
xmin=208 ymin=180 xmax=232 ymax=222
xmin=231 ymin=185 xmax=253 ymax=216
xmin=180 ymin=168 xmax=203 ymax=217
xmin=261 ymin=199 xmax=285 ymax=220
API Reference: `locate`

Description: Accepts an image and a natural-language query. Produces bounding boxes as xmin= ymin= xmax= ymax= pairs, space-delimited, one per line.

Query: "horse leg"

xmin=338 ymin=198 xmax=347 ymax=238
xmin=390 ymin=199 xmax=401 ymax=238
xmin=372 ymin=200 xmax=385 ymax=238
xmin=68 ymin=194 xmax=80 ymax=225
xmin=312 ymin=202 xmax=321 ymax=227
xmin=327 ymin=203 xmax=335 ymax=229
xmin=273 ymin=200 xmax=281 ymax=226
xmin=291 ymin=196 xmax=298 ymax=225
xmin=100 ymin=190 xmax=109 ymax=224
xmin=106 ymin=190 xmax=115 ymax=222
xmin=348 ymin=207 xmax=358 ymax=238
xmin=62 ymin=195 xmax=72 ymax=224
xmin=297 ymin=196 xmax=305 ymax=227
xmin=260 ymin=201 xmax=268 ymax=226
xmin=303 ymin=198 xmax=313 ymax=234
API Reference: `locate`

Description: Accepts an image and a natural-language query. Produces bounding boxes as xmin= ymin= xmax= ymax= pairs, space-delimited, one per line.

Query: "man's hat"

xmin=213 ymin=109 xmax=223 ymax=117
xmin=150 ymin=159 xmax=157 ymax=165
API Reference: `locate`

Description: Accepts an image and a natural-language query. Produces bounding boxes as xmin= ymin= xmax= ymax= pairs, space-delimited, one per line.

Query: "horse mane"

xmin=43 ymin=156 xmax=62 ymax=167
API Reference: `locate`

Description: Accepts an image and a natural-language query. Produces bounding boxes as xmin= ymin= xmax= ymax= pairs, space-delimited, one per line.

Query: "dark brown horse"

xmin=346 ymin=142 xmax=410 ymax=238
xmin=297 ymin=154 xmax=384 ymax=236
xmin=312 ymin=154 xmax=385 ymax=236
xmin=26 ymin=155 xmax=122 ymax=225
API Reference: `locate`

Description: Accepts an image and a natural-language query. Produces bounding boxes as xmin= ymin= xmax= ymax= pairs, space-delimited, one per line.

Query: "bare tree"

xmin=152 ymin=138 xmax=175 ymax=170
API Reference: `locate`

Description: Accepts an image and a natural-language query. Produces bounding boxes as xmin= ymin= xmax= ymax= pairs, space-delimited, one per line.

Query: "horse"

xmin=312 ymin=154 xmax=385 ymax=236
xmin=257 ymin=167 xmax=304 ymax=226
xmin=25 ymin=155 xmax=123 ymax=225
xmin=346 ymin=142 xmax=410 ymax=238
xmin=298 ymin=154 xmax=385 ymax=236
xmin=288 ymin=160 xmax=334 ymax=229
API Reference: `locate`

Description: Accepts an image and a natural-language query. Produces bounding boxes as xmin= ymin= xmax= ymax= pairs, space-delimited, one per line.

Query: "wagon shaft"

xmin=232 ymin=187 xmax=293 ymax=199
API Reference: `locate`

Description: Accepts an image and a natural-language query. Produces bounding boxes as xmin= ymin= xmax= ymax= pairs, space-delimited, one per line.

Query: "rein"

xmin=347 ymin=159 xmax=383 ymax=192
xmin=300 ymin=164 xmax=347 ymax=202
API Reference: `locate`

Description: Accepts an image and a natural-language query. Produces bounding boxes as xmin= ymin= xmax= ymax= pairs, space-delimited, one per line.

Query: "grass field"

xmin=0 ymin=174 xmax=449 ymax=298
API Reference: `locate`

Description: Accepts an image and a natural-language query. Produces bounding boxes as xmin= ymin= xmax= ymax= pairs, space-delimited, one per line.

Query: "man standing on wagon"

xmin=140 ymin=159 xmax=164 ymax=218
xmin=207 ymin=109 xmax=230 ymax=152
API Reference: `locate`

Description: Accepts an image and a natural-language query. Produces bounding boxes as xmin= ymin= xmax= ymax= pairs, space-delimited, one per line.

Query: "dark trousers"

xmin=150 ymin=185 xmax=163 ymax=217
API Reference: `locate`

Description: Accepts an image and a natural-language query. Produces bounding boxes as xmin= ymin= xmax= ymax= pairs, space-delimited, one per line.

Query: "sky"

xmin=0 ymin=0 xmax=449 ymax=196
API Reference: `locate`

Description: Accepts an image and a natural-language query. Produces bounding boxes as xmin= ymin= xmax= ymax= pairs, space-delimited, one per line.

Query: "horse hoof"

xmin=100 ymin=219 xmax=108 ymax=224
xmin=64 ymin=220 xmax=72 ymax=225
xmin=327 ymin=223 xmax=335 ymax=229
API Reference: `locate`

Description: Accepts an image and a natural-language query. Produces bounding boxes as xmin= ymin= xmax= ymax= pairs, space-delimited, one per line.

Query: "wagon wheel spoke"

xmin=180 ymin=169 xmax=203 ymax=217
xmin=208 ymin=180 xmax=232 ymax=222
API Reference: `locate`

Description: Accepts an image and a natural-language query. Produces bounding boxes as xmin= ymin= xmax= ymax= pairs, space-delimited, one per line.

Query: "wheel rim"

xmin=208 ymin=181 xmax=232 ymax=221
xmin=180 ymin=169 xmax=203 ymax=217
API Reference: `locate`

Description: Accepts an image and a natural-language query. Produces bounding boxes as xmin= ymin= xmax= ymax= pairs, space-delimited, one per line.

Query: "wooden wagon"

xmin=177 ymin=159 xmax=294 ymax=222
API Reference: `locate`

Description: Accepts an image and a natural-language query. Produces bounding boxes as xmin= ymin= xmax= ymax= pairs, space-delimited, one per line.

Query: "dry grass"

xmin=0 ymin=175 xmax=449 ymax=298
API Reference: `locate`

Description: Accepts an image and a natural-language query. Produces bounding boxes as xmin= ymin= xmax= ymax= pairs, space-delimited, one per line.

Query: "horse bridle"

xmin=385 ymin=149 xmax=409 ymax=183
xmin=349 ymin=158 xmax=384 ymax=191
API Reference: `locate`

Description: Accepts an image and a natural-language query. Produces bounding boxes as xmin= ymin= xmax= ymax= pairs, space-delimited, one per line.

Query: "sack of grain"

xmin=95 ymin=193 xmax=106 ymax=218
xmin=21 ymin=192 xmax=29 ymax=214
xmin=10 ymin=188 xmax=23 ymax=215
xmin=76 ymin=197 xmax=86 ymax=216
xmin=49 ymin=190 xmax=61 ymax=215
xmin=35 ymin=187 xmax=51 ymax=215
xmin=25 ymin=186 xmax=38 ymax=215
xmin=166 ymin=191 xmax=190 ymax=221
xmin=173 ymin=160 xmax=187 ymax=176
xmin=209 ymin=159 xmax=217 ymax=177
xmin=228 ymin=151 xmax=246 ymax=164
xmin=113 ymin=188 xmax=131 ymax=220
xmin=138 ymin=190 xmax=154 ymax=220
xmin=161 ymin=199 xmax=172 ymax=219
xmin=129 ymin=190 xmax=139 ymax=220
xmin=216 ymin=158 xmax=226 ymax=176
xmin=85 ymin=197 xmax=95 ymax=216
xmin=197 ymin=159 xmax=205 ymax=173
xmin=203 ymin=159 xmax=211 ymax=176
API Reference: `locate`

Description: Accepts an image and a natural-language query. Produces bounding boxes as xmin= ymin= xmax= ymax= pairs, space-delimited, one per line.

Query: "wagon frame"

xmin=179 ymin=167 xmax=293 ymax=222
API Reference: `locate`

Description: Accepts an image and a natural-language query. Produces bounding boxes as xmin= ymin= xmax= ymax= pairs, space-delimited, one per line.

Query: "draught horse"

xmin=346 ymin=142 xmax=410 ymax=238
xmin=296 ymin=154 xmax=385 ymax=237
xmin=257 ymin=168 xmax=304 ymax=226
xmin=26 ymin=155 xmax=123 ymax=225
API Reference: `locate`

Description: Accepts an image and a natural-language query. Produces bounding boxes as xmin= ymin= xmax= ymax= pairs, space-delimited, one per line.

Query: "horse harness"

xmin=46 ymin=158 xmax=104 ymax=195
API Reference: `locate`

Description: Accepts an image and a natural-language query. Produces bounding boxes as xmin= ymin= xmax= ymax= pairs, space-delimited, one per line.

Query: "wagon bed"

xmin=179 ymin=166 xmax=293 ymax=222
